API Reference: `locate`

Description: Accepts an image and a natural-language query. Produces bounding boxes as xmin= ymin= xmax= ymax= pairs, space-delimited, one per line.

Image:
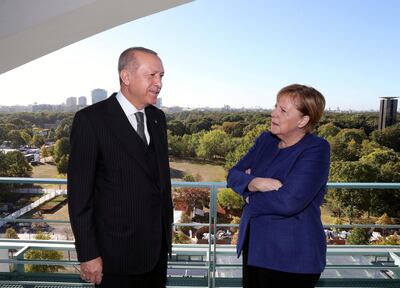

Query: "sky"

xmin=0 ymin=0 xmax=399 ymax=111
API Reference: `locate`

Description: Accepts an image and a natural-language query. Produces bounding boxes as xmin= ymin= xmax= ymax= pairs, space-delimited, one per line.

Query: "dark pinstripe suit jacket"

xmin=67 ymin=93 xmax=173 ymax=274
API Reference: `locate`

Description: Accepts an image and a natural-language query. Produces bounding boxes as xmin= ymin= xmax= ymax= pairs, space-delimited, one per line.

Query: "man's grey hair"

xmin=118 ymin=47 xmax=158 ymax=73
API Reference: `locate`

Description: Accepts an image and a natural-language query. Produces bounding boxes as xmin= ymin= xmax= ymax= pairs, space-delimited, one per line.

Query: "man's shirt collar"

xmin=116 ymin=91 xmax=145 ymax=116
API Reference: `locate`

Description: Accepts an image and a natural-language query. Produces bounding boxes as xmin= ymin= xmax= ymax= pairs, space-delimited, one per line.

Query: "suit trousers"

xmin=97 ymin=237 xmax=168 ymax=288
xmin=242 ymin=232 xmax=320 ymax=288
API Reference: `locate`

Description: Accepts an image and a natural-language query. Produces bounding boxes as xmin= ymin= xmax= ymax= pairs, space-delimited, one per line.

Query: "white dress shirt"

xmin=116 ymin=91 xmax=150 ymax=144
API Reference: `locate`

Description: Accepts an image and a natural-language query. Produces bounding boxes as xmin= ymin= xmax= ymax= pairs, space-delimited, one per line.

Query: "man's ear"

xmin=120 ymin=69 xmax=130 ymax=85
xmin=298 ymin=115 xmax=310 ymax=128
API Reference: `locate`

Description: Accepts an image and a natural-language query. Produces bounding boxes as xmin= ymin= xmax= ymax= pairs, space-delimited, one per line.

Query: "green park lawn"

xmin=31 ymin=163 xmax=66 ymax=189
xmin=169 ymin=157 xmax=227 ymax=182
xmin=31 ymin=163 xmax=59 ymax=178
xmin=32 ymin=158 xmax=227 ymax=183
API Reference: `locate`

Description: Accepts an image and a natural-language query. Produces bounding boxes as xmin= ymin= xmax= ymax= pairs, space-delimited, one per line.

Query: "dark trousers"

xmin=242 ymin=237 xmax=320 ymax=288
xmin=97 ymin=238 xmax=168 ymax=288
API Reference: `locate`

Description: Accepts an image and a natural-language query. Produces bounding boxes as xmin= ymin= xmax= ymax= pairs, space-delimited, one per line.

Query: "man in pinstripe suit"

xmin=68 ymin=47 xmax=173 ymax=287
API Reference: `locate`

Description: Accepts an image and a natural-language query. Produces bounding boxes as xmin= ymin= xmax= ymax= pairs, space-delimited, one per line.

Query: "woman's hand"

xmin=248 ymin=177 xmax=282 ymax=192
xmin=244 ymin=168 xmax=282 ymax=193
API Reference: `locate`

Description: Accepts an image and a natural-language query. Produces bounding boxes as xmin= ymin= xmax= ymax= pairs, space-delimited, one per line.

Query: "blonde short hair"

xmin=277 ymin=84 xmax=326 ymax=133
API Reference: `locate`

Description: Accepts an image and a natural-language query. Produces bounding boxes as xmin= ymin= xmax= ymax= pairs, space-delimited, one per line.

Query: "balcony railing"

xmin=0 ymin=177 xmax=399 ymax=287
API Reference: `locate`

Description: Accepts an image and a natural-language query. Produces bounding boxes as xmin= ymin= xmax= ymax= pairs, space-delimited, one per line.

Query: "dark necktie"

xmin=134 ymin=112 xmax=147 ymax=145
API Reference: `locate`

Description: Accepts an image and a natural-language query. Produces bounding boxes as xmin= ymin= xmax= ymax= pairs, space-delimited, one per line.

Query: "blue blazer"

xmin=227 ymin=132 xmax=330 ymax=274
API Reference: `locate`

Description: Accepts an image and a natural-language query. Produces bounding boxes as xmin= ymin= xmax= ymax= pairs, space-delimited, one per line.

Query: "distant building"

xmin=91 ymin=88 xmax=107 ymax=104
xmin=66 ymin=97 xmax=77 ymax=107
xmin=65 ymin=97 xmax=78 ymax=112
xmin=378 ymin=97 xmax=398 ymax=130
xmin=0 ymin=105 xmax=31 ymax=113
xmin=52 ymin=105 xmax=65 ymax=112
xmin=31 ymin=104 xmax=53 ymax=112
xmin=78 ymin=96 xmax=87 ymax=106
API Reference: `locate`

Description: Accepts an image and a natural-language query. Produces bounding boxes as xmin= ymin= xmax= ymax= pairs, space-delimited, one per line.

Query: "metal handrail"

xmin=1 ymin=177 xmax=400 ymax=188
xmin=0 ymin=177 xmax=399 ymax=288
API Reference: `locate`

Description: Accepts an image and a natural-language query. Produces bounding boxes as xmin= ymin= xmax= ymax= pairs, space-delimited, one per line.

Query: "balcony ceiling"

xmin=0 ymin=0 xmax=192 ymax=75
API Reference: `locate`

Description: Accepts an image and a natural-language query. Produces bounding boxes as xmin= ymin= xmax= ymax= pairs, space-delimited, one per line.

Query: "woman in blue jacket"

xmin=227 ymin=84 xmax=330 ymax=288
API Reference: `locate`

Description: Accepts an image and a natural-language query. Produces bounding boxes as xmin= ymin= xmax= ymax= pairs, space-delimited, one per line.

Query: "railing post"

xmin=208 ymin=184 xmax=213 ymax=288
xmin=15 ymin=253 xmax=24 ymax=273
xmin=390 ymin=252 xmax=400 ymax=279
xmin=211 ymin=184 xmax=218 ymax=288
xmin=13 ymin=246 xmax=29 ymax=273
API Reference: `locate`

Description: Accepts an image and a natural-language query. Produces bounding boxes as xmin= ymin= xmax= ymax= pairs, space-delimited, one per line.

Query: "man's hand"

xmin=80 ymin=256 xmax=103 ymax=284
xmin=248 ymin=177 xmax=282 ymax=192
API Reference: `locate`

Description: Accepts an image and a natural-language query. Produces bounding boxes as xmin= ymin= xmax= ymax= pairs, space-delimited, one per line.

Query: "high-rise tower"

xmin=78 ymin=96 xmax=87 ymax=106
xmin=91 ymin=89 xmax=107 ymax=104
xmin=378 ymin=97 xmax=398 ymax=130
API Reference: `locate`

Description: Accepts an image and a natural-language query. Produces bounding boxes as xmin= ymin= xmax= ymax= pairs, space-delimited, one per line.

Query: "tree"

xmin=359 ymin=140 xmax=383 ymax=157
xmin=185 ymin=132 xmax=204 ymax=157
xmin=335 ymin=128 xmax=367 ymax=144
xmin=188 ymin=118 xmax=212 ymax=134
xmin=222 ymin=114 xmax=244 ymax=122
xmin=225 ymin=124 xmax=268 ymax=169
xmin=371 ymin=123 xmax=400 ymax=152
xmin=46 ymin=145 xmax=55 ymax=158
xmin=222 ymin=121 xmax=246 ymax=137
xmin=40 ymin=145 xmax=49 ymax=158
xmin=330 ymin=128 xmax=367 ymax=161
xmin=360 ymin=148 xmax=400 ymax=168
xmin=4 ymin=151 xmax=32 ymax=177
xmin=230 ymin=216 xmax=241 ymax=234
xmin=317 ymin=123 xmax=340 ymax=140
xmin=168 ymin=133 xmax=183 ymax=157
xmin=31 ymin=134 xmax=46 ymax=148
xmin=0 ymin=153 xmax=8 ymax=177
xmin=347 ymin=139 xmax=362 ymax=160
xmin=380 ymin=161 xmax=400 ymax=183
xmin=183 ymin=174 xmax=196 ymax=182
xmin=46 ymin=129 xmax=57 ymax=142
xmin=57 ymin=155 xmax=69 ymax=175
xmin=0 ymin=125 xmax=6 ymax=142
xmin=20 ymin=131 xmax=32 ymax=146
xmin=196 ymin=130 xmax=234 ymax=160
xmin=347 ymin=228 xmax=369 ymax=245
xmin=7 ymin=130 xmax=25 ymax=148
xmin=231 ymin=231 xmax=239 ymax=245
xmin=173 ymin=231 xmax=192 ymax=244
xmin=328 ymin=161 xmax=378 ymax=222
xmin=217 ymin=188 xmax=244 ymax=212
xmin=229 ymin=216 xmax=241 ymax=245
xmin=53 ymin=137 xmax=70 ymax=162
xmin=359 ymin=148 xmax=400 ymax=216
xmin=375 ymin=234 xmax=400 ymax=245
xmin=332 ymin=218 xmax=344 ymax=233
xmin=55 ymin=117 xmax=73 ymax=139
xmin=24 ymin=232 xmax=65 ymax=272
xmin=5 ymin=228 xmax=19 ymax=239
xmin=0 ymin=123 xmax=17 ymax=135
xmin=173 ymin=187 xmax=210 ymax=212
xmin=168 ymin=120 xmax=187 ymax=136
xmin=9 ymin=118 xmax=29 ymax=129
xmin=178 ymin=212 xmax=192 ymax=235
xmin=375 ymin=213 xmax=393 ymax=225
